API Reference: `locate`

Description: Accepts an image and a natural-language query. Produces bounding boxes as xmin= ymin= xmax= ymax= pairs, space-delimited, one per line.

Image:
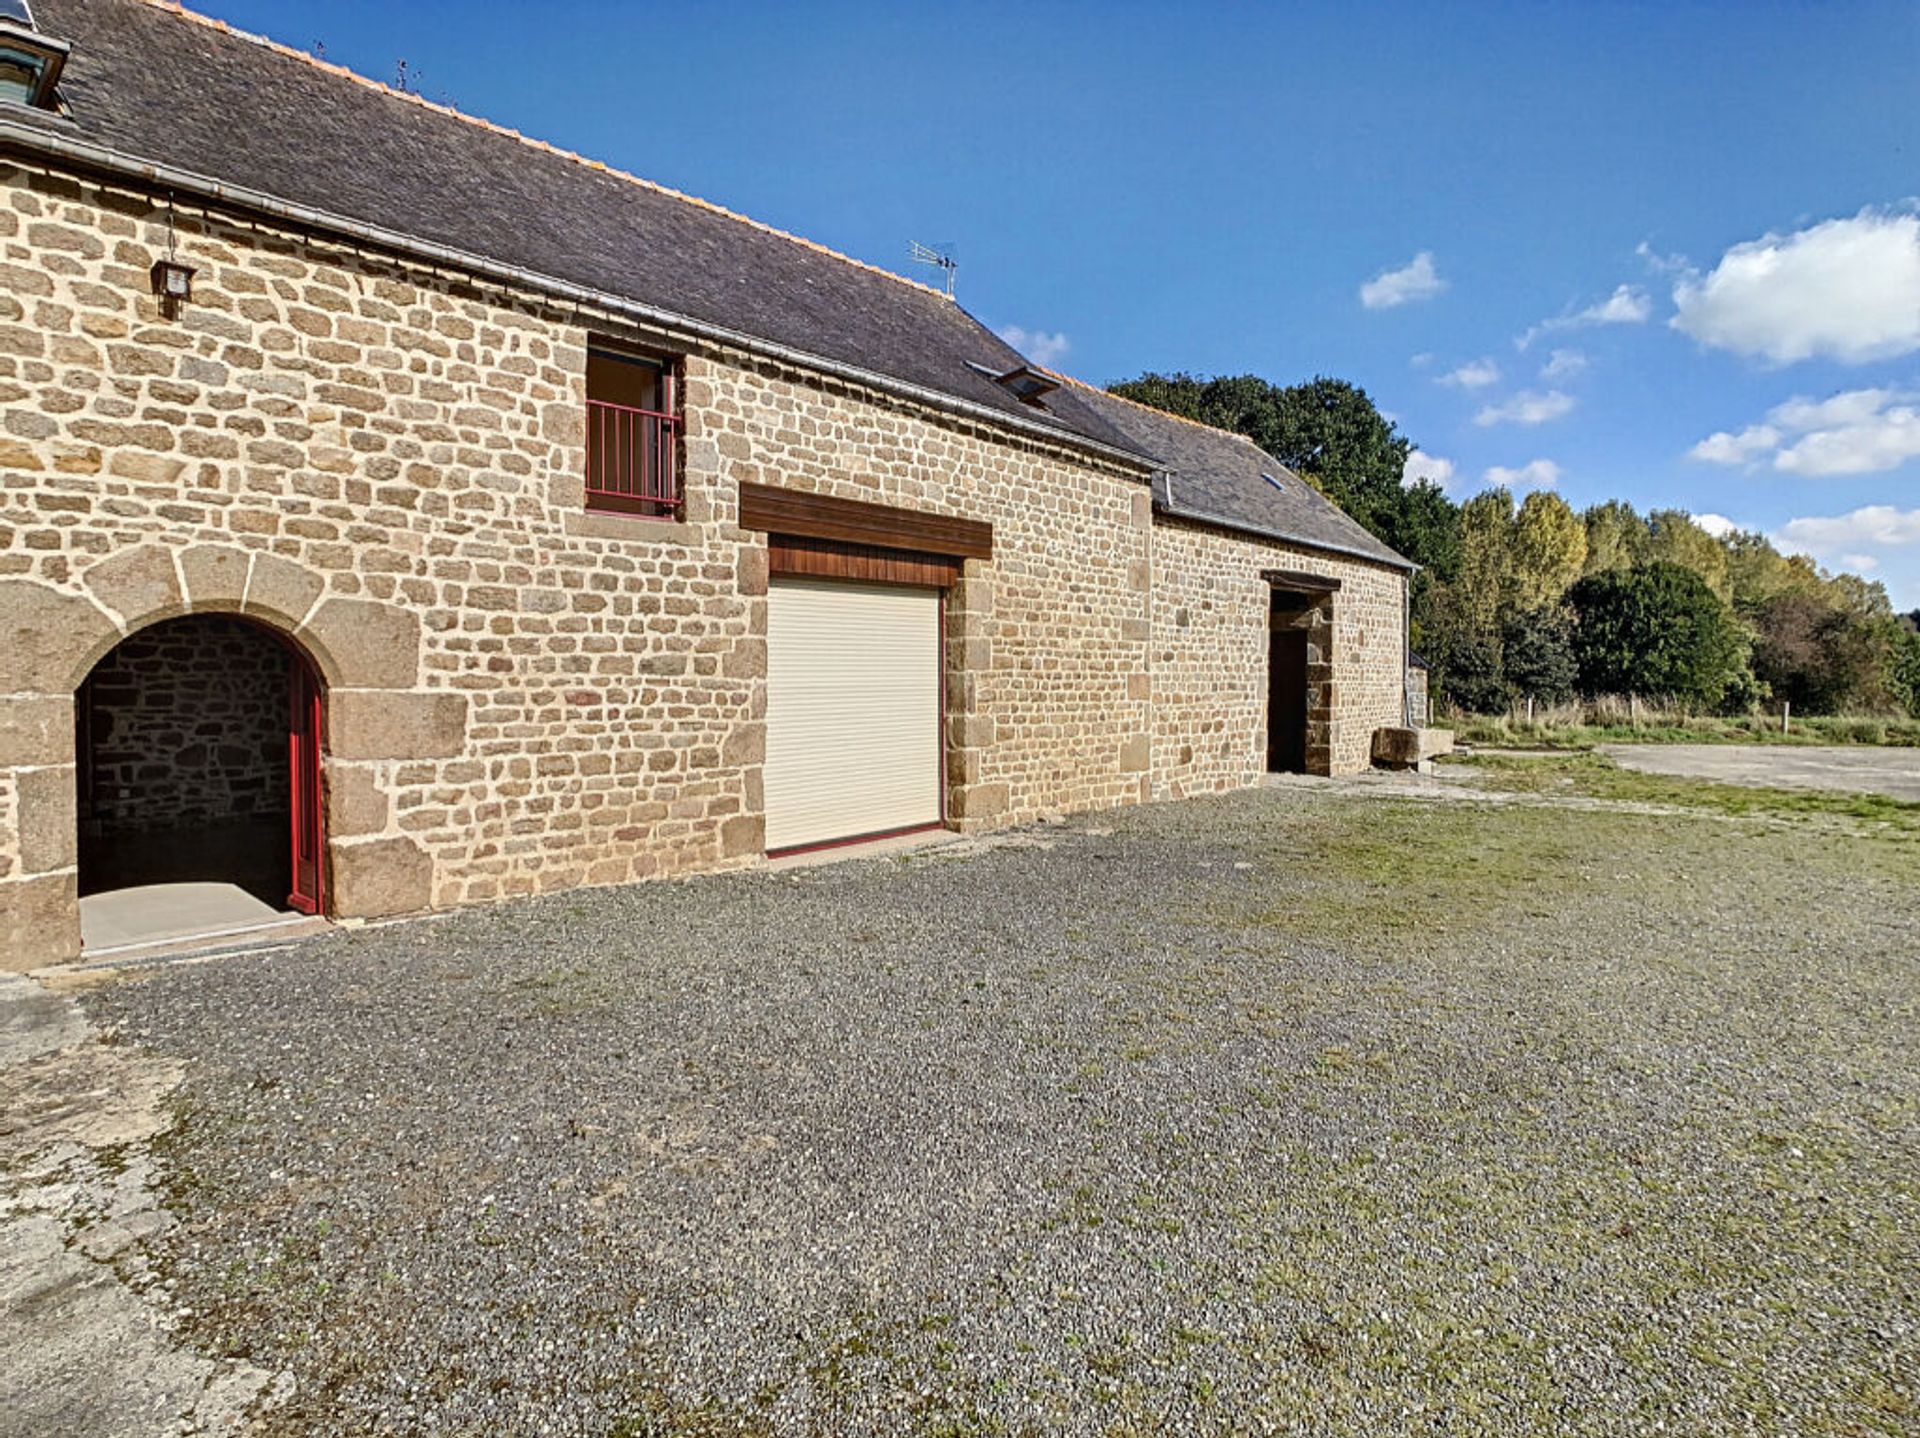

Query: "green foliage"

xmin=1566 ymin=562 xmax=1750 ymax=707
xmin=1510 ymin=492 xmax=1587 ymax=610
xmin=1644 ymin=510 xmax=1731 ymax=601
xmin=1109 ymin=369 xmax=1908 ymax=719
xmin=1500 ymin=605 xmax=1577 ymax=703
xmin=1109 ymin=372 xmax=1466 ymax=575
xmin=1751 ymin=590 xmax=1898 ymax=713
xmin=1891 ymin=622 xmax=1920 ymax=718
xmin=1581 ymin=500 xmax=1648 ymax=577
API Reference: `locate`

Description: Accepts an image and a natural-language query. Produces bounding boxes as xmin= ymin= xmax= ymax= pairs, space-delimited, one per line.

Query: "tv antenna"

xmin=908 ymin=241 xmax=957 ymax=298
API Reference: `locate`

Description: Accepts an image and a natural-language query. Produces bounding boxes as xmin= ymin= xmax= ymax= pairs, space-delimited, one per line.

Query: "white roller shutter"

xmin=764 ymin=578 xmax=942 ymax=851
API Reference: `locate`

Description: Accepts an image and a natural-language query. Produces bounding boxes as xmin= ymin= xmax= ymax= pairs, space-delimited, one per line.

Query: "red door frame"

xmin=286 ymin=648 xmax=326 ymax=915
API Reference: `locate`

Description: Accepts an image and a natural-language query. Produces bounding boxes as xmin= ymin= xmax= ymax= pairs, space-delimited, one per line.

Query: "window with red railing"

xmin=586 ymin=348 xmax=681 ymax=519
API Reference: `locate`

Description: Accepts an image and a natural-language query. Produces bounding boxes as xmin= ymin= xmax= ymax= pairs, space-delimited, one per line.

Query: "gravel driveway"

xmin=83 ymin=786 xmax=1919 ymax=1436
xmin=1602 ymin=741 xmax=1920 ymax=802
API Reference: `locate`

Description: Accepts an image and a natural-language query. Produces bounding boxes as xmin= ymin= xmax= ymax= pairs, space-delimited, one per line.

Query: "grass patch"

xmin=1231 ymin=797 xmax=1618 ymax=946
xmin=1447 ymin=708 xmax=1920 ymax=751
xmin=1449 ymin=751 xmax=1920 ymax=838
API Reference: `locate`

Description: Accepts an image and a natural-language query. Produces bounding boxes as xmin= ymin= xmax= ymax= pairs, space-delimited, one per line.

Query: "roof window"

xmin=967 ymin=360 xmax=1060 ymax=406
xmin=0 ymin=2 xmax=68 ymax=111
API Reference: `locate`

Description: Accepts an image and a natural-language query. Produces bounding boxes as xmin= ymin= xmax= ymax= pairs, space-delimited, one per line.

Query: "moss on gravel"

xmin=92 ymin=780 xmax=1920 ymax=1437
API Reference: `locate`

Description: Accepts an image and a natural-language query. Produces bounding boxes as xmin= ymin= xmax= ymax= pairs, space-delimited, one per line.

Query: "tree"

xmin=1723 ymin=529 xmax=1818 ymax=614
xmin=1644 ymin=510 xmax=1730 ymax=600
xmin=1581 ymin=500 xmax=1647 ymax=577
xmin=1455 ymin=488 xmax=1516 ymax=629
xmin=1892 ymin=620 xmax=1920 ymax=718
xmin=1108 ymin=372 xmax=1414 ymax=539
xmin=1566 ymin=562 xmax=1750 ymax=707
xmin=1502 ymin=605 xmax=1577 ymax=703
xmin=1510 ymin=491 xmax=1588 ymax=610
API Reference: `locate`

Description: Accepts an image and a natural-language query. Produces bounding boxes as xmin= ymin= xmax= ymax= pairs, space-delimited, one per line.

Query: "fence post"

xmin=1526 ymin=695 xmax=1535 ymax=725
xmin=1629 ymin=693 xmax=1638 ymax=726
xmin=1782 ymin=700 xmax=1790 ymax=735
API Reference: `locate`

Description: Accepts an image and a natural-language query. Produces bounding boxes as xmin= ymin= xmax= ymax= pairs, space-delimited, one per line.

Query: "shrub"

xmin=1566 ymin=562 xmax=1749 ymax=707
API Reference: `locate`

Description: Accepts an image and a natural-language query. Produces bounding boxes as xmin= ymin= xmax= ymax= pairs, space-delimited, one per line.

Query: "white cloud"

xmin=1436 ymin=357 xmax=1500 ymax=389
xmin=1482 ymin=459 xmax=1562 ymax=490
xmin=1692 ymin=512 xmax=1738 ymax=538
xmin=1540 ymin=348 xmax=1588 ymax=381
xmin=1635 ymin=240 xmax=1691 ymax=277
xmin=1688 ymin=387 xmax=1920 ymax=476
xmin=1671 ymin=207 xmax=1920 ymax=365
xmin=1773 ymin=506 xmax=1920 ymax=564
xmin=1517 ymin=285 xmax=1652 ymax=348
xmin=1688 ymin=423 xmax=1781 ymax=465
xmin=1474 ymin=389 xmax=1576 ymax=427
xmin=1777 ymin=408 xmax=1920 ymax=475
xmin=1361 ymin=251 xmax=1446 ymax=310
xmin=1401 ymin=448 xmax=1458 ymax=492
xmin=995 ymin=324 xmax=1070 ymax=366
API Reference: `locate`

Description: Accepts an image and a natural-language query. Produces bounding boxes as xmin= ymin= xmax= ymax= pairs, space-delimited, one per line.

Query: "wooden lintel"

xmin=1262 ymin=568 xmax=1341 ymax=594
xmin=739 ymin=482 xmax=993 ymax=561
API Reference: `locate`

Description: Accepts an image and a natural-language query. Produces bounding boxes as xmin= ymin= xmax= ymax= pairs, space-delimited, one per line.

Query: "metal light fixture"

xmin=149 ymin=257 xmax=195 ymax=316
xmin=150 ymin=194 xmax=195 ymax=317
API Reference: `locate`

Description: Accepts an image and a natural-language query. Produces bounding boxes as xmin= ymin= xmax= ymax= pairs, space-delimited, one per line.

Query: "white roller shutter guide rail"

xmin=765 ymin=578 xmax=942 ymax=850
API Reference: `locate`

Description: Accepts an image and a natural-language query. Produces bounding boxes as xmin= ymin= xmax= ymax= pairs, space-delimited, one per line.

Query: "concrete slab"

xmin=0 ymin=972 xmax=289 ymax=1434
xmin=78 ymin=882 xmax=298 ymax=955
xmin=1601 ymin=743 xmax=1920 ymax=803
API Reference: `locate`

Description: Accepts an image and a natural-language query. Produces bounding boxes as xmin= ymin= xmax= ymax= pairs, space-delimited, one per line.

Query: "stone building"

xmin=0 ymin=0 xmax=1413 ymax=971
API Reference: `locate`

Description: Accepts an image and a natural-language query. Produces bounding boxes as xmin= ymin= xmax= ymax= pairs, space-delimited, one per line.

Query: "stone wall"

xmin=0 ymin=161 xmax=1165 ymax=966
xmin=78 ymin=615 xmax=286 ymax=835
xmin=0 ymin=158 xmax=1409 ymax=970
xmin=1149 ymin=519 xmax=1407 ymax=792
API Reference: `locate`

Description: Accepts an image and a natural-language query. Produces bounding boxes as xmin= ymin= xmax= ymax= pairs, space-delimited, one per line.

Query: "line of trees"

xmin=1111 ymin=371 xmax=1920 ymax=718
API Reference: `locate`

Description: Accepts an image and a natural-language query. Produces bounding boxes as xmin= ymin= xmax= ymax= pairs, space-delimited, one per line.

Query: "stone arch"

xmin=74 ymin=611 xmax=326 ymax=917
xmin=0 ymin=545 xmax=447 ymax=971
xmin=54 ymin=543 xmax=423 ymax=694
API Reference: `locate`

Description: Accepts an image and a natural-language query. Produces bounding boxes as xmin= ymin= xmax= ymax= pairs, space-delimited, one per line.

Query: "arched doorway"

xmin=74 ymin=615 xmax=326 ymax=949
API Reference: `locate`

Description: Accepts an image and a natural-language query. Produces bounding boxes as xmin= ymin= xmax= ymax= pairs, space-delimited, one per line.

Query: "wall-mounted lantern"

xmin=149 ymin=257 xmax=195 ymax=317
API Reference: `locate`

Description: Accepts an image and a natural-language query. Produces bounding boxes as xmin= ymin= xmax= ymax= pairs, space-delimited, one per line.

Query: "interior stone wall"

xmin=78 ymin=616 xmax=286 ymax=837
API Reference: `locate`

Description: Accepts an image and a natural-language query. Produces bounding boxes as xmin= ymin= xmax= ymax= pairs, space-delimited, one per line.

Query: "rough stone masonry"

xmin=0 ymin=160 xmax=1407 ymax=971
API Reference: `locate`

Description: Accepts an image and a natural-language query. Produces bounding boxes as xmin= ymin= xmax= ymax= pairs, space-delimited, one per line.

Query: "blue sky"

xmin=201 ymin=2 xmax=1920 ymax=609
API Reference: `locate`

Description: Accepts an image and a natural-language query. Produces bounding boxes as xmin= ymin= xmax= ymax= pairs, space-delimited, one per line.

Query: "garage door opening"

xmin=764 ymin=574 xmax=945 ymax=855
xmin=75 ymin=615 xmax=326 ymax=952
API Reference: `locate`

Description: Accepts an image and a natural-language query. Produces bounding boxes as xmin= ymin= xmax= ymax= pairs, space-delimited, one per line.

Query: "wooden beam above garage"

xmin=738 ymin=482 xmax=993 ymax=561
xmin=1262 ymin=568 xmax=1341 ymax=594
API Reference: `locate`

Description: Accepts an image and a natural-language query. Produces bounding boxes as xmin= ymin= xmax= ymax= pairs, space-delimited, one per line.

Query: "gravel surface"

xmin=88 ymin=786 xmax=1919 ymax=1436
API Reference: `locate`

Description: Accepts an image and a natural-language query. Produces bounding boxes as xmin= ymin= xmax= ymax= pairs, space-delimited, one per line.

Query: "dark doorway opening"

xmin=76 ymin=615 xmax=325 ymax=915
xmin=1267 ymin=599 xmax=1310 ymax=774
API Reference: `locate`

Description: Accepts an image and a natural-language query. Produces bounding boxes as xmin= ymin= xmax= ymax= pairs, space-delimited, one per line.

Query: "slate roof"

xmin=1053 ymin=379 xmax=1415 ymax=571
xmin=13 ymin=0 xmax=1142 ymax=457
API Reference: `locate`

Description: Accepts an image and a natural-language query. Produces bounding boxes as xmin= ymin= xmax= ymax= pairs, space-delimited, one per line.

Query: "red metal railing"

xmin=586 ymin=396 xmax=680 ymax=518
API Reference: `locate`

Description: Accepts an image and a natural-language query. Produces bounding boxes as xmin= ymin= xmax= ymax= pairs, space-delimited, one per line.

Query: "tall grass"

xmin=1441 ymin=695 xmax=1920 ymax=749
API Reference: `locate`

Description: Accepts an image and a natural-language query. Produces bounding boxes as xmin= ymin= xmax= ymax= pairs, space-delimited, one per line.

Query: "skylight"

xmin=0 ymin=1 xmax=68 ymax=111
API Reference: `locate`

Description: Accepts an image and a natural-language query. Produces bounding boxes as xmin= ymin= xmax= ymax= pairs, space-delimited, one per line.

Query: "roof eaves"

xmin=1152 ymin=491 xmax=1418 ymax=574
xmin=0 ymin=116 xmax=1159 ymax=475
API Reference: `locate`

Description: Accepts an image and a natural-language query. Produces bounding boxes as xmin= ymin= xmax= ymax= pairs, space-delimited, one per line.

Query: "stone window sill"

xmin=564 ymin=508 xmax=698 ymax=543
